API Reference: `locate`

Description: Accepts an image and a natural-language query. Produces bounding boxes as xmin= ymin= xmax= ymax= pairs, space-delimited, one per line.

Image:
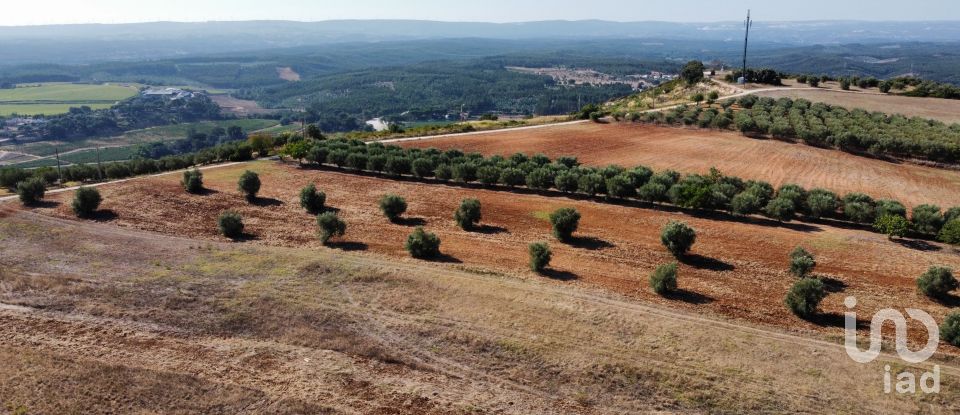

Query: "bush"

xmin=379 ymin=194 xmax=408 ymax=221
xmin=411 ymin=158 xmax=435 ymax=178
xmin=806 ymin=189 xmax=838 ymax=219
xmin=785 ymin=278 xmax=826 ymax=318
xmin=528 ymin=242 xmax=552 ymax=272
xmin=917 ymin=266 xmax=958 ymax=299
xmin=181 ymin=169 xmax=203 ymax=194
xmin=499 ymin=168 xmax=525 ymax=187
xmin=71 ymin=186 xmax=102 ymax=218
xmin=939 ymin=219 xmax=960 ymax=245
xmin=789 ymin=247 xmax=816 ymax=277
xmin=650 ymin=262 xmax=678 ymax=295
xmin=554 ymin=171 xmax=579 ymax=193
xmin=454 ymin=198 xmax=482 ymax=230
xmin=237 ymin=170 xmax=261 ymax=200
xmin=577 ymin=173 xmax=605 ymax=195
xmin=843 ymin=193 xmax=876 ymax=224
xmin=605 ymin=173 xmax=636 ymax=199
xmin=872 ymin=214 xmax=909 ymax=240
xmin=660 ymin=220 xmax=696 ymax=257
xmin=477 ymin=166 xmax=501 ymax=186
xmin=911 ymin=204 xmax=944 ymax=235
xmin=299 ymin=184 xmax=326 ymax=214
xmin=875 ymin=199 xmax=907 ymax=218
xmin=731 ymin=191 xmax=762 ymax=215
xmin=316 ymin=212 xmax=347 ymax=244
xmin=405 ymin=226 xmax=441 ymax=258
xmin=526 ymin=168 xmax=555 ymax=190
xmin=941 ymin=312 xmax=960 ymax=347
xmin=346 ymin=153 xmax=369 ymax=170
xmin=763 ymin=197 xmax=796 ymax=222
xmin=452 ymin=162 xmax=477 ymax=183
xmin=218 ymin=211 xmax=244 ymax=239
xmin=638 ymin=182 xmax=667 ymax=203
xmin=680 ymin=60 xmax=705 ymax=85
xmin=16 ymin=177 xmax=46 ymax=206
xmin=549 ymin=207 xmax=581 ymax=242
xmin=434 ymin=164 xmax=453 ymax=181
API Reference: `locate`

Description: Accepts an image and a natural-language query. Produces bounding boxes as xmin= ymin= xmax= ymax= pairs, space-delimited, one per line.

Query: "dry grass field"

xmin=400 ymin=122 xmax=960 ymax=209
xmin=3 ymin=176 xmax=960 ymax=412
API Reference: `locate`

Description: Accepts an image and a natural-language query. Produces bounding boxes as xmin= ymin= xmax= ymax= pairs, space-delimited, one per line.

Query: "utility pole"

xmin=54 ymin=147 xmax=63 ymax=185
xmin=740 ymin=10 xmax=753 ymax=84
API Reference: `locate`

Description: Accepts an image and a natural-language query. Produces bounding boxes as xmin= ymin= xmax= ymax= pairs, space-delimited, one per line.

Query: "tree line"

xmin=278 ymin=137 xmax=960 ymax=245
xmin=630 ymin=95 xmax=960 ymax=164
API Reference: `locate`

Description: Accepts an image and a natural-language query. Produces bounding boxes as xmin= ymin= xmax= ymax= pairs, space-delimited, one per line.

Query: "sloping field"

xmin=400 ymin=122 xmax=960 ymax=209
xmin=0 ymin=83 xmax=139 ymax=116
xmin=753 ymin=88 xmax=960 ymax=124
xmin=27 ymin=161 xmax=960 ymax=347
xmin=3 ymin=208 xmax=956 ymax=412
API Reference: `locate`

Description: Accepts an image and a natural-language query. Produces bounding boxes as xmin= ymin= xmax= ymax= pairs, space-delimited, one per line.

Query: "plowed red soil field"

xmin=398 ymin=122 xmax=960 ymax=209
xmin=32 ymin=160 xmax=960 ymax=345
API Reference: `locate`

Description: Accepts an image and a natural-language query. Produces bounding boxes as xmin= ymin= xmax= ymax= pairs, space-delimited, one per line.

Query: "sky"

xmin=1 ymin=0 xmax=958 ymax=26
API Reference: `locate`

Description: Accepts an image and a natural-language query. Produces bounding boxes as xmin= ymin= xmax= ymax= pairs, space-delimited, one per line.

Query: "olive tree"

xmin=71 ymin=186 xmax=102 ymax=218
xmin=917 ymin=266 xmax=958 ymax=299
xmin=650 ymin=262 xmax=678 ymax=295
xmin=316 ymin=212 xmax=347 ymax=244
xmin=181 ymin=169 xmax=203 ymax=194
xmin=911 ymin=204 xmax=944 ymax=235
xmin=454 ymin=198 xmax=482 ymax=230
xmin=941 ymin=312 xmax=960 ymax=347
xmin=528 ymin=242 xmax=552 ymax=273
xmin=237 ymin=170 xmax=261 ymax=201
xmin=874 ymin=214 xmax=909 ymax=240
xmin=789 ymin=246 xmax=816 ymax=277
xmin=218 ymin=211 xmax=244 ymax=239
xmin=379 ymin=194 xmax=408 ymax=222
xmin=16 ymin=177 xmax=46 ymax=206
xmin=785 ymin=278 xmax=826 ymax=319
xmin=660 ymin=220 xmax=696 ymax=257
xmin=405 ymin=226 xmax=441 ymax=258
xmin=299 ymin=184 xmax=326 ymax=214
xmin=549 ymin=207 xmax=581 ymax=242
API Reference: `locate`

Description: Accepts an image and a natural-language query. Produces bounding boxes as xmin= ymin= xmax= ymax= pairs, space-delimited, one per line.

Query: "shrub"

xmin=789 ymin=247 xmax=816 ymax=277
xmin=944 ymin=207 xmax=960 ymax=224
xmin=660 ymin=220 xmax=696 ymax=257
xmin=911 ymin=204 xmax=944 ymax=235
xmin=806 ymin=189 xmax=839 ymax=219
xmin=454 ymin=198 xmax=482 ymax=230
xmin=346 ymin=153 xmax=369 ymax=170
xmin=650 ymin=262 xmax=678 ymax=295
xmin=434 ymin=164 xmax=453 ymax=181
xmin=16 ymin=177 xmax=46 ymax=206
xmin=875 ymin=199 xmax=907 ymax=218
xmin=555 ymin=156 xmax=579 ymax=168
xmin=843 ymin=193 xmax=876 ymax=224
xmin=499 ymin=168 xmax=526 ymax=187
xmin=763 ymin=197 xmax=796 ymax=222
xmin=808 ymin=77 xmax=820 ymax=87
xmin=71 ymin=186 xmax=102 ymax=218
xmin=299 ymin=184 xmax=326 ymax=214
xmin=577 ymin=173 xmax=605 ymax=195
xmin=605 ymin=173 xmax=636 ymax=199
xmin=405 ymin=226 xmax=441 ymax=258
xmin=316 ymin=212 xmax=347 ymax=244
xmin=327 ymin=149 xmax=349 ymax=167
xmin=941 ymin=312 xmax=960 ymax=347
xmin=549 ymin=207 xmax=581 ymax=242
xmin=366 ymin=154 xmax=387 ymax=172
xmin=939 ymin=219 xmax=960 ymax=245
xmin=218 ymin=211 xmax=244 ymax=239
xmin=638 ymin=182 xmax=668 ymax=203
xmin=237 ymin=170 xmax=261 ymax=200
xmin=452 ymin=162 xmax=478 ymax=183
xmin=385 ymin=156 xmax=412 ymax=176
xmin=528 ymin=242 xmax=552 ymax=272
xmin=785 ymin=278 xmax=826 ymax=319
xmin=554 ymin=171 xmax=579 ymax=193
xmin=477 ymin=166 xmax=501 ymax=186
xmin=411 ymin=158 xmax=435 ymax=178
xmin=181 ymin=169 xmax=203 ymax=194
xmin=917 ymin=266 xmax=958 ymax=299
xmin=526 ymin=168 xmax=555 ymax=190
xmin=379 ymin=194 xmax=408 ymax=221
xmin=874 ymin=214 xmax=910 ymax=240
xmin=731 ymin=191 xmax=762 ymax=215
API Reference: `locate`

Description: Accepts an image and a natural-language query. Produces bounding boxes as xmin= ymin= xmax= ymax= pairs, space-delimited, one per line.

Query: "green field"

xmin=0 ymin=83 xmax=139 ymax=116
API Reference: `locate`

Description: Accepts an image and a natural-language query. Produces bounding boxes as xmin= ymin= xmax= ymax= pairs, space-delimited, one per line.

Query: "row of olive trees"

xmin=634 ymin=94 xmax=960 ymax=164
xmin=284 ymin=138 xmax=960 ymax=245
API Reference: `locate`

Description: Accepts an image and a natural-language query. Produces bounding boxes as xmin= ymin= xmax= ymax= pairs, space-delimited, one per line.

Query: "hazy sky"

xmin=2 ymin=0 xmax=958 ymax=26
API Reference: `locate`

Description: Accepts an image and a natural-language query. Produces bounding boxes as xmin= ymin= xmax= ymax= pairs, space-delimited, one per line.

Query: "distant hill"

xmin=2 ymin=20 xmax=960 ymax=65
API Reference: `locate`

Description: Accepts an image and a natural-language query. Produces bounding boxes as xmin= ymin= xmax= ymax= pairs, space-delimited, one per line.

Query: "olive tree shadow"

xmin=568 ymin=235 xmax=615 ymax=251
xmin=28 ymin=200 xmax=60 ymax=209
xmin=472 ymin=224 xmax=508 ymax=235
xmin=893 ymin=238 xmax=942 ymax=252
xmin=818 ymin=276 xmax=848 ymax=293
xmin=423 ymin=253 xmax=462 ymax=264
xmin=807 ymin=312 xmax=869 ymax=329
xmin=250 ymin=197 xmax=283 ymax=207
xmin=540 ymin=268 xmax=578 ymax=281
xmin=930 ymin=293 xmax=960 ymax=308
xmin=90 ymin=209 xmax=118 ymax=222
xmin=327 ymin=241 xmax=369 ymax=252
xmin=679 ymin=254 xmax=734 ymax=272
xmin=393 ymin=217 xmax=427 ymax=227
xmin=664 ymin=289 xmax=714 ymax=304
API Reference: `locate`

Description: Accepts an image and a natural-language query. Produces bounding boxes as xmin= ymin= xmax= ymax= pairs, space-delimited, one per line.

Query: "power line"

xmin=740 ymin=10 xmax=753 ymax=84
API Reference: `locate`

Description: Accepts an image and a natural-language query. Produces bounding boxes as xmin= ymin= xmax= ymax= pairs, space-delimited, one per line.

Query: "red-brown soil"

xmin=34 ymin=161 xmax=960 ymax=345
xmin=399 ymin=122 xmax=960 ymax=209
